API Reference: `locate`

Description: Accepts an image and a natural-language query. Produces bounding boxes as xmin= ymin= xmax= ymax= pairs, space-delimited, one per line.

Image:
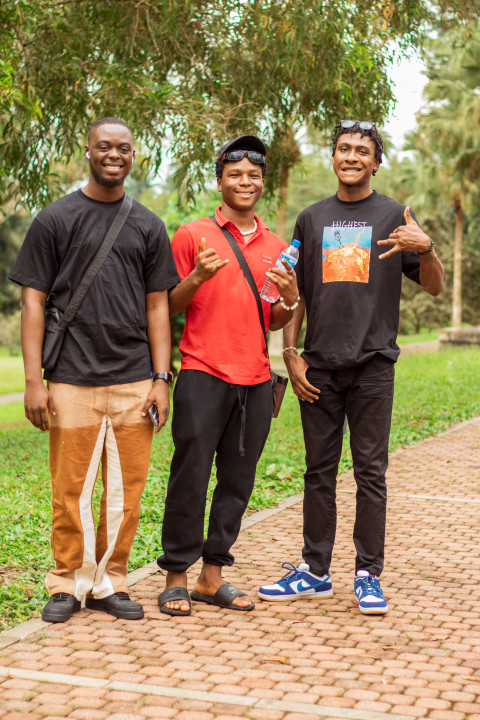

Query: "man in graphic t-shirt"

xmin=258 ymin=121 xmax=444 ymax=614
xmin=9 ymin=117 xmax=179 ymax=623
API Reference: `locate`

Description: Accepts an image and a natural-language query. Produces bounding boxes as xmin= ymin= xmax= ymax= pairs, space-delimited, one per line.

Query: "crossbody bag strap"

xmin=61 ymin=194 xmax=133 ymax=326
xmin=210 ymin=217 xmax=269 ymax=354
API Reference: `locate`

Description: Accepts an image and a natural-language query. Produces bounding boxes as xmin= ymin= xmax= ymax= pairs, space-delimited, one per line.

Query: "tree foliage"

xmin=399 ymin=23 xmax=480 ymax=327
xmin=1 ymin=0 xmax=438 ymax=211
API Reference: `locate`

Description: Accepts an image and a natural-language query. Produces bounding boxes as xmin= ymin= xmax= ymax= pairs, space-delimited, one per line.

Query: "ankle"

xmin=199 ymin=563 xmax=222 ymax=583
xmin=196 ymin=564 xmax=224 ymax=591
xmin=166 ymin=571 xmax=187 ymax=588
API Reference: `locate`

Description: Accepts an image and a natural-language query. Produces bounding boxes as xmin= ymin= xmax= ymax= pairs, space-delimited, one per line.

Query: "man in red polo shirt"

xmin=156 ymin=135 xmax=299 ymax=615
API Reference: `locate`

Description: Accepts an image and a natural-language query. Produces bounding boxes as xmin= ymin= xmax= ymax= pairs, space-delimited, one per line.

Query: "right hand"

xmin=24 ymin=381 xmax=56 ymax=431
xmin=193 ymin=237 xmax=229 ymax=283
xmin=284 ymin=352 xmax=320 ymax=403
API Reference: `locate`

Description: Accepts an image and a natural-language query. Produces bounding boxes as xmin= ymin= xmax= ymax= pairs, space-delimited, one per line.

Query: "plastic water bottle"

xmin=260 ymin=239 xmax=301 ymax=303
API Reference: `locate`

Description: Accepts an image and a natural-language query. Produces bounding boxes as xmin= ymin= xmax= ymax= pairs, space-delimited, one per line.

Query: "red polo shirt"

xmin=171 ymin=208 xmax=287 ymax=385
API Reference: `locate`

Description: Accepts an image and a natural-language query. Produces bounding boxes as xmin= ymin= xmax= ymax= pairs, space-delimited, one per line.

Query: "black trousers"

xmin=300 ymin=354 xmax=395 ymax=577
xmin=157 ymin=370 xmax=272 ymax=572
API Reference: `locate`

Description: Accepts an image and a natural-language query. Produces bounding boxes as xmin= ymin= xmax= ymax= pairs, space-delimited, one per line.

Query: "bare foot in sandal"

xmin=192 ymin=563 xmax=253 ymax=610
xmin=158 ymin=571 xmax=191 ymax=615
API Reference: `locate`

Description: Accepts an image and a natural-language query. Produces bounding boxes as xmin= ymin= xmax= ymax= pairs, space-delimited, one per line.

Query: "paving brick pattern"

xmin=1 ymin=418 xmax=479 ymax=719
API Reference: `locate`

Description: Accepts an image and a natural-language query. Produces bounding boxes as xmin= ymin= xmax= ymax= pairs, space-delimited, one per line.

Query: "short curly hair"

xmin=331 ymin=122 xmax=383 ymax=167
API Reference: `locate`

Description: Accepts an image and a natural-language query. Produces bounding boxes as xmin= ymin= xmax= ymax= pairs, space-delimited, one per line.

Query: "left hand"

xmin=377 ymin=207 xmax=432 ymax=259
xmin=141 ymin=381 xmax=170 ymax=434
xmin=266 ymin=259 xmax=299 ymax=305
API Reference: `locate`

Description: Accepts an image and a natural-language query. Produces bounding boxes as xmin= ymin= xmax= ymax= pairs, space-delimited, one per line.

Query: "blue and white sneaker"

xmin=354 ymin=571 xmax=388 ymax=614
xmin=258 ymin=562 xmax=333 ymax=601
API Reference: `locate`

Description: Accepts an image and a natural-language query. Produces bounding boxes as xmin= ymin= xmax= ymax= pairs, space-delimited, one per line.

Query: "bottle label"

xmin=278 ymin=252 xmax=296 ymax=269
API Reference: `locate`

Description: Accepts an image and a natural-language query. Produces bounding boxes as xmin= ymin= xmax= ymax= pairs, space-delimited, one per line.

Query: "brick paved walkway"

xmin=1 ymin=417 xmax=479 ymax=720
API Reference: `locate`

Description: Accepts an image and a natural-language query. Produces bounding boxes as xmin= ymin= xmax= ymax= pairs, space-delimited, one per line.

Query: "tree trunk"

xmin=452 ymin=194 xmax=463 ymax=329
xmin=275 ymin=162 xmax=289 ymax=241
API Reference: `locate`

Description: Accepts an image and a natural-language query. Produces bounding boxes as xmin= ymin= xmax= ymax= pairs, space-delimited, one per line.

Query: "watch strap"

xmin=152 ymin=372 xmax=173 ymax=384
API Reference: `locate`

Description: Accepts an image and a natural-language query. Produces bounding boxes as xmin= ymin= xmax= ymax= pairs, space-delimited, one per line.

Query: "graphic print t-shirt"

xmin=294 ymin=191 xmax=421 ymax=369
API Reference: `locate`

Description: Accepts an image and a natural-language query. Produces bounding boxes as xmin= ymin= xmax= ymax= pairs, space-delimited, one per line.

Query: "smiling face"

xmin=85 ymin=123 xmax=135 ymax=188
xmin=217 ymin=157 xmax=264 ymax=214
xmin=332 ymin=132 xmax=379 ymax=196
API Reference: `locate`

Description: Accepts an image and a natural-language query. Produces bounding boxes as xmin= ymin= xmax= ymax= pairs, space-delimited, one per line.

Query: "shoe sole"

xmin=85 ymin=598 xmax=144 ymax=620
xmin=358 ymin=605 xmax=388 ymax=615
xmin=42 ymin=600 xmax=81 ymax=623
xmin=258 ymin=589 xmax=333 ymax=601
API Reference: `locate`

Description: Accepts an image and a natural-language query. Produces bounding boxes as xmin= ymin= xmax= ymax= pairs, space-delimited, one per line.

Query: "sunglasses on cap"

xmin=220 ymin=149 xmax=266 ymax=164
xmin=339 ymin=120 xmax=375 ymax=130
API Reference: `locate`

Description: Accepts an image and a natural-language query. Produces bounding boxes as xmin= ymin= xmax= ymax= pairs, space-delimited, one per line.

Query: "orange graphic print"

xmin=322 ymin=226 xmax=371 ymax=283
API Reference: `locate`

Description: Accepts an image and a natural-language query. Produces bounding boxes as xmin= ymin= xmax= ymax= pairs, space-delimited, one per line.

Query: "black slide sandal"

xmin=158 ymin=587 xmax=192 ymax=616
xmin=191 ymin=583 xmax=255 ymax=611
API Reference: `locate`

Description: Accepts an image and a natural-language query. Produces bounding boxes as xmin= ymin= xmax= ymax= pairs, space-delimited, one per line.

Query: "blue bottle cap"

xmin=292 ymin=239 xmax=301 ymax=247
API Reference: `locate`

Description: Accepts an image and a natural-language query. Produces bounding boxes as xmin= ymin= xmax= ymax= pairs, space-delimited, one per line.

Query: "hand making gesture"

xmin=193 ymin=237 xmax=229 ymax=283
xmin=378 ymin=207 xmax=432 ymax=259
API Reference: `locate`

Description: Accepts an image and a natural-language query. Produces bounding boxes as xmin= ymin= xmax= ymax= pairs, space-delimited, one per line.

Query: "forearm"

xmin=269 ymin=301 xmax=299 ymax=331
xmin=21 ymin=287 xmax=54 ymax=430
xmin=21 ymin=288 xmax=47 ymax=386
xmin=146 ymin=292 xmax=171 ymax=372
xmin=168 ymin=272 xmax=203 ymax=316
xmin=282 ymin=293 xmax=305 ymax=351
xmin=280 ymin=294 xmax=319 ymax=401
xmin=145 ymin=291 xmax=172 ymax=430
xmin=419 ymin=250 xmax=444 ymax=297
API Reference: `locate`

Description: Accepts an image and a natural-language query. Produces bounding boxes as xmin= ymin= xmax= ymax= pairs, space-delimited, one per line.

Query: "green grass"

xmin=0 ymin=402 xmax=28 ymax=428
xmin=0 ymin=355 xmax=24 ymax=394
xmin=0 ymin=346 xmax=478 ymax=629
xmin=269 ymin=330 xmax=439 ymax=367
xmin=397 ymin=328 xmax=438 ymax=345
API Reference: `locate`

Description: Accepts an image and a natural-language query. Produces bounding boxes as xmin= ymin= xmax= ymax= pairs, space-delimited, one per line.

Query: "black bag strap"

xmin=60 ymin=194 xmax=133 ymax=326
xmin=210 ymin=217 xmax=269 ymax=356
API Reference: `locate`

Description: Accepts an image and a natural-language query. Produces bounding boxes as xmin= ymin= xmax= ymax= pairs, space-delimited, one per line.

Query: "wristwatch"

xmin=152 ymin=372 xmax=173 ymax=384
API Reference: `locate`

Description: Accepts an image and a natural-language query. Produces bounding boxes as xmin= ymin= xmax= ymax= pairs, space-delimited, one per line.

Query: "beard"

xmin=90 ymin=163 xmax=126 ymax=187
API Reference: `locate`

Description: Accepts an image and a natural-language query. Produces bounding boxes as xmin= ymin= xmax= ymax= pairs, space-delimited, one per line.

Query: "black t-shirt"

xmin=294 ymin=191 xmax=421 ymax=369
xmin=10 ymin=190 xmax=180 ymax=385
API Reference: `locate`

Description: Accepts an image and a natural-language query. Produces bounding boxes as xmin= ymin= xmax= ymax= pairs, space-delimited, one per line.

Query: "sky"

xmin=382 ymin=52 xmax=427 ymax=153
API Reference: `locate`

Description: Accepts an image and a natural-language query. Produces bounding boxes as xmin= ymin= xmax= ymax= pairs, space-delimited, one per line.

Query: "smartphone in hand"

xmin=148 ymin=404 xmax=159 ymax=426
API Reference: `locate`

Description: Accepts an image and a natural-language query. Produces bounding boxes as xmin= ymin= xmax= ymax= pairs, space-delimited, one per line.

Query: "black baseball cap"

xmin=216 ymin=135 xmax=266 ymax=161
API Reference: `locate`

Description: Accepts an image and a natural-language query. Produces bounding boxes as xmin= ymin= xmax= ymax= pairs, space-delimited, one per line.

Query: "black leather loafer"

xmin=85 ymin=592 xmax=144 ymax=619
xmin=42 ymin=593 xmax=81 ymax=623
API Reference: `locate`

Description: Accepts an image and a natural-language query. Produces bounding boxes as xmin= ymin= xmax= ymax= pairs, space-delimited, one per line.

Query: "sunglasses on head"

xmin=220 ymin=149 xmax=266 ymax=164
xmin=339 ymin=120 xmax=375 ymax=130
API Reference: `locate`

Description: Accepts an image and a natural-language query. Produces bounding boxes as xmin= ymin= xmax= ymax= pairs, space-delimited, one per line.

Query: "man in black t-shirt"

xmin=10 ymin=117 xmax=179 ymax=623
xmin=258 ymin=121 xmax=444 ymax=614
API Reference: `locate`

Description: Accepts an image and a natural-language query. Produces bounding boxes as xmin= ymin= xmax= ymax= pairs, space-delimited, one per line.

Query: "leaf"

xmin=263 ymin=656 xmax=291 ymax=664
xmin=463 ymin=676 xmax=480 ymax=684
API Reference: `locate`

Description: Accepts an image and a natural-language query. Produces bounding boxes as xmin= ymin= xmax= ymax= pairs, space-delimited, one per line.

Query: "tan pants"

xmin=46 ymin=380 xmax=153 ymax=600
